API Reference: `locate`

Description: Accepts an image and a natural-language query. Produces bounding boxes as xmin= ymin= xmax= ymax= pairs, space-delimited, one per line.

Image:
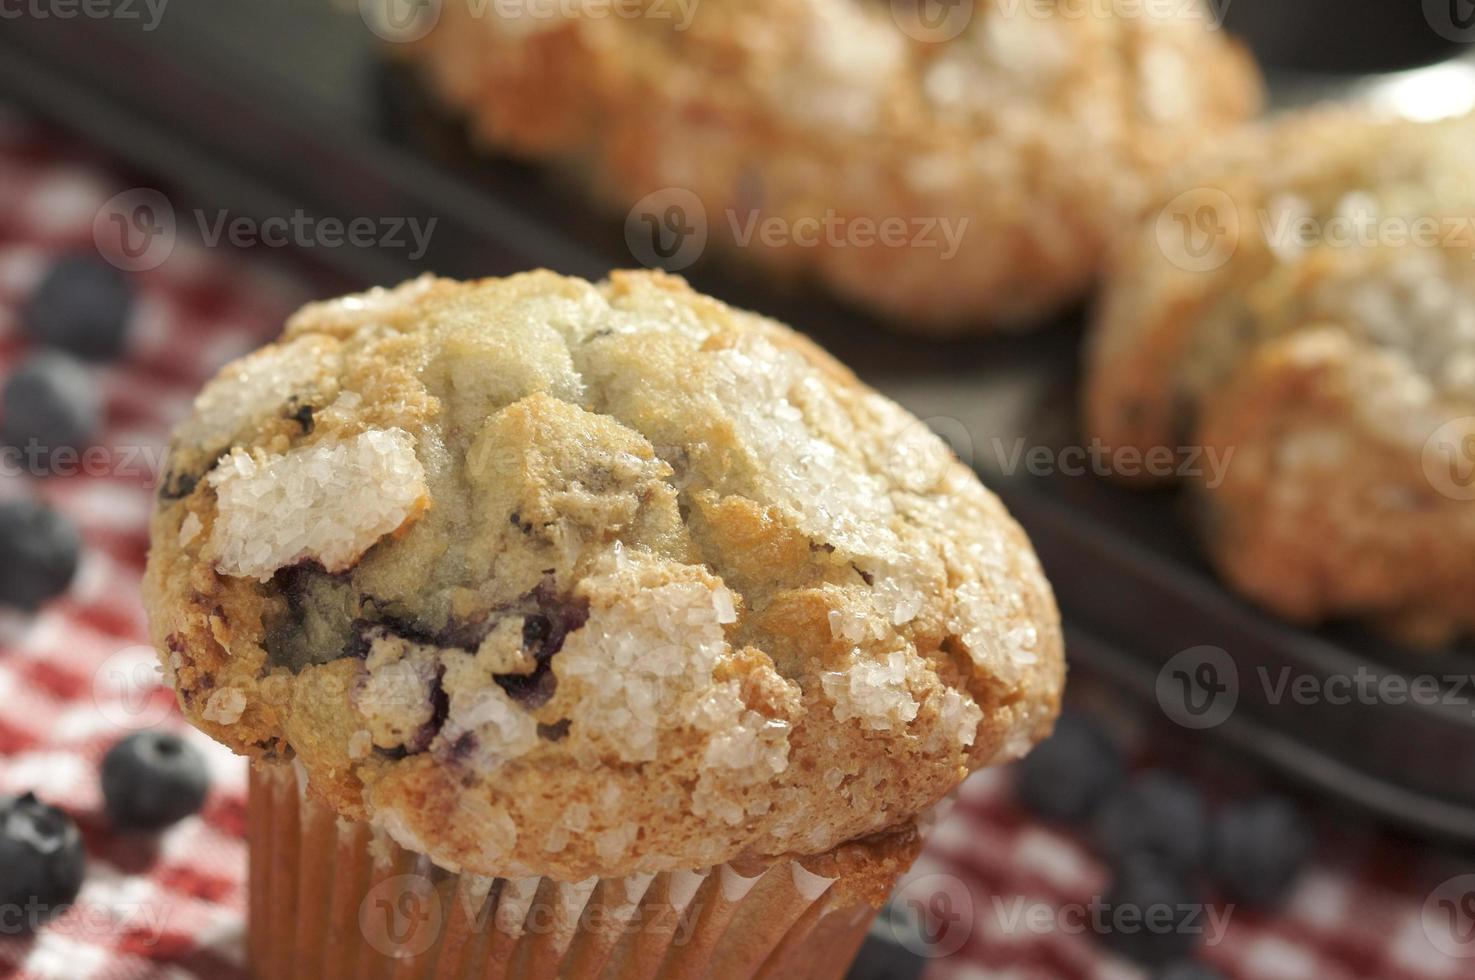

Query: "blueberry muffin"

xmin=144 ymin=270 xmax=1064 ymax=976
xmin=1087 ymin=109 xmax=1475 ymax=645
xmin=391 ymin=0 xmax=1261 ymax=333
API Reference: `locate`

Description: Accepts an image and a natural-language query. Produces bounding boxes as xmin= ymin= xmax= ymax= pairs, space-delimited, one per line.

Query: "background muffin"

xmin=393 ymin=0 xmax=1261 ymax=332
xmin=145 ymin=269 xmax=1064 ymax=885
xmin=1087 ymin=109 xmax=1475 ymax=645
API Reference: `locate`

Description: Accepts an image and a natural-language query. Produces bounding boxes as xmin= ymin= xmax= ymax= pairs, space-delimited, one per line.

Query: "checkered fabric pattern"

xmin=0 ymin=107 xmax=1469 ymax=980
xmin=910 ymin=767 xmax=1472 ymax=980
xmin=0 ymin=107 xmax=306 ymax=980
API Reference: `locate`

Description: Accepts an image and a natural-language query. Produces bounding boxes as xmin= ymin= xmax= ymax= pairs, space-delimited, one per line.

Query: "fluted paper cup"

xmin=247 ymin=762 xmax=913 ymax=979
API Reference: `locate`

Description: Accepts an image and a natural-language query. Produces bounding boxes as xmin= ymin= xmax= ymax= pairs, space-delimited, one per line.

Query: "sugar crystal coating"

xmin=820 ymin=650 xmax=922 ymax=732
xmin=556 ymin=561 xmax=761 ymax=766
xmin=173 ymin=336 xmax=339 ymax=457
xmin=206 ymin=428 xmax=428 ymax=580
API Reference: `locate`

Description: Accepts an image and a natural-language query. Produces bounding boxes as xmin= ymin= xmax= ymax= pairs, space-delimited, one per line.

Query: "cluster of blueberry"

xmin=1 ymin=731 xmax=212 ymax=934
xmin=0 ymin=255 xmax=215 ymax=934
xmin=1016 ymin=714 xmax=1314 ymax=978
xmin=0 ymin=254 xmax=134 ymax=610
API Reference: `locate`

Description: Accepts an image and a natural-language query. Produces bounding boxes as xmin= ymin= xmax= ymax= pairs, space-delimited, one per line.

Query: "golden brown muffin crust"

xmin=146 ymin=270 xmax=1064 ymax=878
xmin=394 ymin=0 xmax=1261 ymax=331
xmin=1087 ymin=109 xmax=1475 ymax=644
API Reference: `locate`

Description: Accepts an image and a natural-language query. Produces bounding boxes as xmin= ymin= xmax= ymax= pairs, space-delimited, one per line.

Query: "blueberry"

xmin=0 ymin=793 xmax=85 ymax=933
xmin=1155 ymin=962 xmax=1227 ymax=980
xmin=101 ymin=731 xmax=211 ymax=830
xmin=1210 ymin=796 xmax=1312 ymax=907
xmin=24 ymin=253 xmax=134 ymax=361
xmin=0 ymin=499 xmax=81 ymax=610
xmin=2 ymin=352 xmax=104 ymax=471
xmin=1014 ymin=713 xmax=1124 ymax=822
xmin=844 ymin=930 xmax=925 ymax=980
xmin=1093 ymin=853 xmax=1203 ymax=967
xmin=1093 ymin=771 xmax=1208 ymax=869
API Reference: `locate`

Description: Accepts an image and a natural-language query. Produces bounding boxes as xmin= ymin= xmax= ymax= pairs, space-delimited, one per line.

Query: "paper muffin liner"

xmin=247 ymin=762 xmax=895 ymax=979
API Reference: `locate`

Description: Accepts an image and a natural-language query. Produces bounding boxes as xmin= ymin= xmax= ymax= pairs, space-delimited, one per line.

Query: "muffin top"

xmin=144 ymin=270 xmax=1062 ymax=880
xmin=1089 ymin=108 xmax=1475 ymax=463
xmin=407 ymin=0 xmax=1261 ymax=329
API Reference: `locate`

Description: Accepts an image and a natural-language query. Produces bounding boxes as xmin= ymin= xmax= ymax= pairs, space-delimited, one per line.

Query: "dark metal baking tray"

xmin=2 ymin=0 xmax=1472 ymax=843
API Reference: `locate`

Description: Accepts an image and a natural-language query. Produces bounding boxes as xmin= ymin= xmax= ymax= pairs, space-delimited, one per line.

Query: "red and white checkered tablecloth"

xmin=0 ymin=106 xmax=1469 ymax=980
xmin=0 ymin=105 xmax=308 ymax=980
